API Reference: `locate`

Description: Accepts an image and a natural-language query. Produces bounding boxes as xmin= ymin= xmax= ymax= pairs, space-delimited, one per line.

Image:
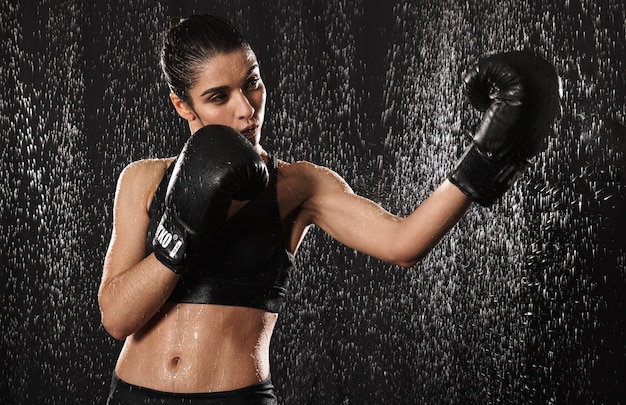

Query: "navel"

xmin=170 ymin=356 xmax=182 ymax=368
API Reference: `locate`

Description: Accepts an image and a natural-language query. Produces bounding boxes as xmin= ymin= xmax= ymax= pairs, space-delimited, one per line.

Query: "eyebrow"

xmin=199 ymin=64 xmax=259 ymax=97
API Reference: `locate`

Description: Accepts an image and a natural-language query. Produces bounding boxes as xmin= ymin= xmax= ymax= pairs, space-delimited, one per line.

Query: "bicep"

xmin=302 ymin=166 xmax=403 ymax=262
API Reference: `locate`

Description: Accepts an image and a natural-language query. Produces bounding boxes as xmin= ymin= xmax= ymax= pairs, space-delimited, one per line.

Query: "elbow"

xmin=101 ymin=315 xmax=131 ymax=341
xmin=386 ymin=251 xmax=422 ymax=268
xmin=102 ymin=316 xmax=131 ymax=340
xmin=387 ymin=244 xmax=434 ymax=268
xmin=394 ymin=258 xmax=420 ymax=268
xmin=391 ymin=255 xmax=422 ymax=268
xmin=98 ymin=295 xmax=132 ymax=341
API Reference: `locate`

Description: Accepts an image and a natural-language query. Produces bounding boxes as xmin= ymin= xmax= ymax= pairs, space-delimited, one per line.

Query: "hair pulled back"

xmin=160 ymin=15 xmax=250 ymax=105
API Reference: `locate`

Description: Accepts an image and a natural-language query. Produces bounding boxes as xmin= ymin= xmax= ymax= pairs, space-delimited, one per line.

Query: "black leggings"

xmin=106 ymin=373 xmax=278 ymax=405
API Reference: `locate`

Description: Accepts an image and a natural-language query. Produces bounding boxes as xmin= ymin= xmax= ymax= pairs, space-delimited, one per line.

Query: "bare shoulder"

xmin=276 ymin=159 xmax=315 ymax=179
xmin=115 ymin=157 xmax=175 ymax=212
xmin=119 ymin=157 xmax=174 ymax=183
xmin=116 ymin=158 xmax=174 ymax=192
xmin=277 ymin=159 xmax=352 ymax=193
xmin=275 ymin=159 xmax=354 ymax=217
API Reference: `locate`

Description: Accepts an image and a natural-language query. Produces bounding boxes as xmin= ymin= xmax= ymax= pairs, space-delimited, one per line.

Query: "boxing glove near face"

xmin=153 ymin=125 xmax=269 ymax=273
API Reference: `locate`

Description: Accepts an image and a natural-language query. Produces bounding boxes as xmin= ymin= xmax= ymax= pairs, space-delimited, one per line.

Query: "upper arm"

xmin=298 ymin=163 xmax=404 ymax=263
xmin=100 ymin=161 xmax=157 ymax=291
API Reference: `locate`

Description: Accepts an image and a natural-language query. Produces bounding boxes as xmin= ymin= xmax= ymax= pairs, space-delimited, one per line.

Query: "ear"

xmin=169 ymin=93 xmax=197 ymax=121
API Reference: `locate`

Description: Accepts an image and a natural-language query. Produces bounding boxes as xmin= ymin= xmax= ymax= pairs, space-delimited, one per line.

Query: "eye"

xmin=209 ymin=92 xmax=227 ymax=104
xmin=247 ymin=76 xmax=262 ymax=90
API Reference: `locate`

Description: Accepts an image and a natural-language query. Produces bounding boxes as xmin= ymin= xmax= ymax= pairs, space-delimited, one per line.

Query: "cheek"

xmin=254 ymin=90 xmax=267 ymax=114
xmin=197 ymin=106 xmax=231 ymax=126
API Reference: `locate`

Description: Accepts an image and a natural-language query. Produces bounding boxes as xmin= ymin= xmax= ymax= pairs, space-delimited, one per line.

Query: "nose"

xmin=234 ymin=90 xmax=255 ymax=120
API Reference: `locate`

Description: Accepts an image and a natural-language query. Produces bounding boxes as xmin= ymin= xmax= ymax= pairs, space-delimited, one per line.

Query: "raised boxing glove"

xmin=449 ymin=50 xmax=561 ymax=206
xmin=152 ymin=125 xmax=269 ymax=274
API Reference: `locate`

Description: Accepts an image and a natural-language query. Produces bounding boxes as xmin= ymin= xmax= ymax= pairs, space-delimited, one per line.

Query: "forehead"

xmin=193 ymin=48 xmax=258 ymax=87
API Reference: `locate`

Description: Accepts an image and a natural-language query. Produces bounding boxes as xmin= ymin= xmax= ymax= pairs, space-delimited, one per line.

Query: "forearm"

xmin=393 ymin=179 xmax=472 ymax=266
xmin=98 ymin=253 xmax=180 ymax=340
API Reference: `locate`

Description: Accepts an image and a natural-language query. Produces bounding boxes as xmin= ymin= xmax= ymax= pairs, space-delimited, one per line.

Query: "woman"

xmin=99 ymin=14 xmax=558 ymax=404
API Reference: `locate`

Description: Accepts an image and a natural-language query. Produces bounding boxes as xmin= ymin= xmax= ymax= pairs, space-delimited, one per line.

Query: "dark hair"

xmin=160 ymin=15 xmax=251 ymax=105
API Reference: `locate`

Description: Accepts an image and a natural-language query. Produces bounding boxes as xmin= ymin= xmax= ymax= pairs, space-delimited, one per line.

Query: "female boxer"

xmin=99 ymin=14 xmax=559 ymax=404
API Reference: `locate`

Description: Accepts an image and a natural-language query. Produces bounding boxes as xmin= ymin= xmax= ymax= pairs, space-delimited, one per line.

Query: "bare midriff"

xmin=114 ymin=302 xmax=278 ymax=393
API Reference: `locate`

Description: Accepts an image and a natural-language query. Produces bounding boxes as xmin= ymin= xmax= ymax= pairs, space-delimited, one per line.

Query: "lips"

xmin=240 ymin=125 xmax=258 ymax=140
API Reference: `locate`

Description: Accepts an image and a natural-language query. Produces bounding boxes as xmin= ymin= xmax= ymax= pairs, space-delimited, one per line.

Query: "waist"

xmin=115 ymin=303 xmax=277 ymax=392
xmin=109 ymin=371 xmax=276 ymax=403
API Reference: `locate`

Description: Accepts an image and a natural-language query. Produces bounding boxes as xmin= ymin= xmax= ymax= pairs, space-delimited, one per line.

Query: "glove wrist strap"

xmin=152 ymin=212 xmax=188 ymax=274
xmin=449 ymin=144 xmax=528 ymax=206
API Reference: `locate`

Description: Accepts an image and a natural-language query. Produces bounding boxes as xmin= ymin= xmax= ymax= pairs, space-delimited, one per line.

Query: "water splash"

xmin=2 ymin=0 xmax=624 ymax=403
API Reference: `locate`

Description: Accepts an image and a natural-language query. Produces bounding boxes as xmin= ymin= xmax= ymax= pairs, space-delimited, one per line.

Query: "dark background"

xmin=2 ymin=0 xmax=625 ymax=403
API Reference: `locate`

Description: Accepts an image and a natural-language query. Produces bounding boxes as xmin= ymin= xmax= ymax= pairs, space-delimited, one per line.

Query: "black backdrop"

xmin=2 ymin=0 xmax=625 ymax=403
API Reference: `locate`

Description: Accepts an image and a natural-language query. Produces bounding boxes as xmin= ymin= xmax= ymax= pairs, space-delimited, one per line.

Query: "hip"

xmin=106 ymin=372 xmax=277 ymax=405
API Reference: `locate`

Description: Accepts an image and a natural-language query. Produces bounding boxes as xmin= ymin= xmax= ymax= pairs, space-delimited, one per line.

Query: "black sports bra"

xmin=146 ymin=155 xmax=294 ymax=313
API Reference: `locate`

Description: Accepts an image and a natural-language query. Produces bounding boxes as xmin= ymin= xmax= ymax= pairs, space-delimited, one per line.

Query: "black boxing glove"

xmin=449 ymin=50 xmax=561 ymax=206
xmin=152 ymin=125 xmax=269 ymax=274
